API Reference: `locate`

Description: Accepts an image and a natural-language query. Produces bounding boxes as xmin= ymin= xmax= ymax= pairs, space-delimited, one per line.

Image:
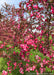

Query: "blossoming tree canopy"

xmin=0 ymin=0 xmax=54 ymax=75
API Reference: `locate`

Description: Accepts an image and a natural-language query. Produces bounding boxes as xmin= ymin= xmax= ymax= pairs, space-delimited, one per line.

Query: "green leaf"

xmin=46 ymin=66 xmax=51 ymax=72
xmin=52 ymin=70 xmax=54 ymax=73
xmin=15 ymin=47 xmax=20 ymax=53
xmin=52 ymin=46 xmax=54 ymax=50
xmin=6 ymin=44 xmax=12 ymax=47
xmin=49 ymin=35 xmax=52 ymax=40
xmin=0 ymin=58 xmax=7 ymax=71
xmin=0 ymin=41 xmax=3 ymax=43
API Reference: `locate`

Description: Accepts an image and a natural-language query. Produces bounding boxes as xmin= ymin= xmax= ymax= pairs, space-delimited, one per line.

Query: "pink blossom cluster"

xmin=2 ymin=70 xmax=8 ymax=75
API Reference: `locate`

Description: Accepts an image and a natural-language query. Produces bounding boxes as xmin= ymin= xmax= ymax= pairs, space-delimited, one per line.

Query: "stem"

xmin=47 ymin=4 xmax=51 ymax=50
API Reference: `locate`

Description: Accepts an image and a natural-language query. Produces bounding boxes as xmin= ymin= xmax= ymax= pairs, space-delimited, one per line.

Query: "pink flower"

xmin=13 ymin=35 xmax=15 ymax=39
xmin=18 ymin=24 xmax=20 ymax=30
xmin=35 ymin=41 xmax=38 ymax=43
xmin=36 ymin=69 xmax=39 ymax=75
xmin=43 ymin=0 xmax=47 ymax=2
xmin=27 ymin=39 xmax=34 ymax=45
xmin=13 ymin=62 xmax=17 ymax=67
xmin=27 ymin=59 xmax=30 ymax=62
xmin=45 ymin=61 xmax=48 ymax=64
xmin=43 ymin=59 xmax=46 ymax=63
xmin=30 ymin=0 xmax=33 ymax=1
xmin=30 ymin=13 xmax=33 ymax=17
xmin=7 ymin=48 xmax=9 ymax=50
xmin=0 ymin=44 xmax=4 ymax=48
xmin=14 ymin=66 xmax=16 ymax=70
xmin=9 ymin=46 xmax=11 ymax=48
xmin=12 ymin=21 xmax=15 ymax=25
xmin=49 ymin=65 xmax=52 ymax=68
xmin=20 ymin=44 xmax=28 ymax=51
xmin=31 ymin=53 xmax=32 ymax=55
xmin=19 ymin=67 xmax=24 ymax=74
xmin=43 ymin=48 xmax=45 ymax=50
xmin=2 ymin=70 xmax=8 ymax=75
xmin=8 ymin=67 xmax=10 ymax=70
xmin=13 ymin=51 xmax=16 ymax=55
xmin=52 ymin=66 xmax=54 ymax=69
xmin=39 ymin=45 xmax=42 ymax=48
xmin=26 ymin=3 xmax=29 ymax=6
xmin=40 ymin=63 xmax=43 ymax=67
xmin=50 ymin=40 xmax=52 ymax=44
xmin=24 ymin=34 xmax=33 ymax=42
xmin=28 ymin=6 xmax=31 ymax=10
xmin=41 ymin=41 xmax=44 ymax=44
xmin=52 ymin=54 xmax=54 ymax=57
xmin=30 ymin=67 xmax=33 ymax=71
xmin=7 ymin=62 xmax=9 ymax=66
xmin=9 ymin=70 xmax=11 ymax=73
xmin=35 ymin=55 xmax=39 ymax=60
xmin=40 ymin=68 xmax=43 ymax=74
xmin=46 ymin=54 xmax=49 ymax=57
xmin=26 ymin=52 xmax=30 ymax=56
xmin=35 ymin=38 xmax=38 ymax=43
xmin=21 ymin=55 xmax=25 ymax=59
xmin=41 ymin=30 xmax=44 ymax=34
xmin=37 ymin=60 xmax=41 ymax=63
xmin=32 ymin=66 xmax=36 ymax=71
xmin=9 ymin=61 xmax=11 ymax=63
xmin=33 ymin=5 xmax=38 ymax=9
xmin=26 ymin=63 xmax=29 ymax=67
xmin=26 ymin=67 xmax=33 ymax=71
xmin=26 ymin=67 xmax=30 ymax=72
xmin=51 ymin=6 xmax=54 ymax=14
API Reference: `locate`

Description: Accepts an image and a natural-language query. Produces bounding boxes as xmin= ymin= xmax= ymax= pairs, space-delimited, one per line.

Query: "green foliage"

xmin=6 ymin=45 xmax=12 ymax=48
xmin=49 ymin=35 xmax=52 ymax=40
xmin=52 ymin=70 xmax=54 ymax=73
xmin=46 ymin=66 xmax=51 ymax=72
xmin=0 ymin=58 xmax=8 ymax=73
xmin=0 ymin=46 xmax=53 ymax=75
xmin=0 ymin=41 xmax=3 ymax=44
xmin=29 ymin=49 xmax=37 ymax=62
xmin=0 ymin=72 xmax=2 ymax=75
xmin=52 ymin=46 xmax=54 ymax=50
xmin=38 ymin=36 xmax=44 ymax=41
xmin=15 ymin=47 xmax=20 ymax=53
xmin=29 ymin=48 xmax=50 ymax=62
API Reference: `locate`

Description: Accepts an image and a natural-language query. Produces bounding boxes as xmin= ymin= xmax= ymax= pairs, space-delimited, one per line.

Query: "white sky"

xmin=0 ymin=0 xmax=22 ymax=8
xmin=0 ymin=0 xmax=6 ymax=8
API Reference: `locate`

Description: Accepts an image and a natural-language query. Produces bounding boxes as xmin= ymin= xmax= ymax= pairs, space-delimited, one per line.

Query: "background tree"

xmin=0 ymin=0 xmax=54 ymax=75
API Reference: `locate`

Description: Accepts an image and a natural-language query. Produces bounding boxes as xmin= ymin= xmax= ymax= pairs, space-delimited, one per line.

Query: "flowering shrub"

xmin=2 ymin=70 xmax=8 ymax=75
xmin=0 ymin=0 xmax=54 ymax=75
